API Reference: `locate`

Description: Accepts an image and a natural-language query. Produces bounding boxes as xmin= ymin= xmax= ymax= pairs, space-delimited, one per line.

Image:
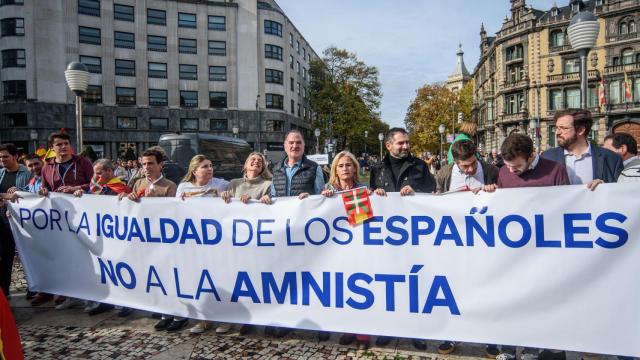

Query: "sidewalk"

xmin=8 ymin=260 xmax=592 ymax=360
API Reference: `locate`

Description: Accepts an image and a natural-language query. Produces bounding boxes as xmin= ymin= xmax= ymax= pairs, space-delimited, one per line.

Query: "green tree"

xmin=309 ymin=47 xmax=386 ymax=156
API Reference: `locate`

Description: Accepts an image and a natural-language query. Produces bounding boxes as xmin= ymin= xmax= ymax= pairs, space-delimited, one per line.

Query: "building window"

xmin=147 ymin=8 xmax=166 ymax=25
xmin=79 ymin=26 xmax=101 ymax=45
xmin=208 ymin=15 xmax=225 ymax=31
xmin=179 ymin=64 xmax=197 ymax=80
xmin=303 ymin=87 xmax=307 ymax=99
xmin=2 ymin=80 xmax=26 ymax=100
xmin=149 ymin=118 xmax=168 ymax=130
xmin=550 ymin=30 xmax=565 ymax=47
xmin=265 ymin=44 xmax=283 ymax=60
xmin=296 ymin=61 xmax=300 ymax=74
xmin=613 ymin=57 xmax=620 ymax=66
xmin=147 ymin=35 xmax=166 ymax=52
xmin=487 ymin=100 xmax=494 ymax=122
xmin=114 ymin=31 xmax=135 ymax=49
xmin=266 ymin=120 xmax=284 ymax=132
xmin=114 ymin=4 xmax=134 ymax=22
xmin=83 ymin=115 xmax=103 ymax=128
xmin=290 ymin=77 xmax=294 ymax=91
xmin=548 ymin=125 xmax=556 ymax=147
xmin=210 ymin=119 xmax=227 ymax=130
xmin=208 ymin=40 xmax=226 ymax=56
xmin=303 ymin=48 xmax=306 ymax=60
xmin=289 ymin=55 xmax=294 ymax=69
xmin=633 ymin=79 xmax=640 ymax=102
xmin=178 ymin=12 xmax=196 ymax=28
xmin=296 ymin=82 xmax=300 ymax=95
xmin=609 ymin=80 xmax=621 ymax=104
xmin=181 ymin=118 xmax=199 ymax=130
xmin=290 ymin=99 xmax=294 ymax=114
xmin=264 ymin=20 xmax=282 ymax=37
xmin=549 ymin=89 xmax=562 ymax=110
xmin=117 ymin=117 xmax=137 ymax=129
xmin=296 ymin=40 xmax=300 ymax=53
xmin=149 ymin=89 xmax=168 ymax=106
xmin=620 ymin=22 xmax=628 ymax=35
xmin=1 ymin=18 xmax=24 ymax=36
xmin=622 ymin=48 xmax=634 ymax=65
xmin=78 ymin=0 xmax=100 ymax=17
xmin=303 ymin=68 xmax=307 ymax=81
xmin=180 ymin=91 xmax=198 ymax=108
xmin=565 ymin=88 xmax=580 ymax=108
xmin=84 ymin=85 xmax=102 ymax=103
xmin=265 ymin=69 xmax=283 ymax=84
xmin=589 ymin=86 xmax=597 ymax=107
xmin=505 ymin=44 xmax=523 ymax=61
xmin=4 ymin=113 xmax=26 ymax=127
xmin=115 ymin=59 xmax=135 ymax=76
xmin=266 ymin=93 xmax=284 ymax=109
xmin=1 ymin=49 xmax=25 ymax=68
xmin=209 ymin=91 xmax=227 ymax=108
xmin=179 ymin=38 xmax=196 ymax=54
xmin=297 ymin=103 xmax=301 ymax=116
xmin=148 ymin=62 xmax=167 ymax=78
xmin=563 ymin=58 xmax=580 ymax=74
xmin=505 ymin=92 xmax=524 ymax=114
xmin=116 ymin=87 xmax=136 ymax=105
xmin=209 ymin=66 xmax=227 ymax=81
xmin=80 ymin=55 xmax=101 ymax=73
xmin=289 ymin=33 xmax=293 ymax=46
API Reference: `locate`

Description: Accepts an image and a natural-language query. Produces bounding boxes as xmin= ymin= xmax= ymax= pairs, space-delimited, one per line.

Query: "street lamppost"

xmin=232 ymin=125 xmax=239 ymax=138
xmin=255 ymin=94 xmax=261 ymax=152
xmin=529 ymin=118 xmax=539 ymax=150
xmin=314 ymin=128 xmax=321 ymax=154
xmin=30 ymin=130 xmax=38 ymax=153
xmin=378 ymin=133 xmax=384 ymax=159
xmin=364 ymin=130 xmax=368 ymax=156
xmin=438 ymin=124 xmax=445 ymax=162
xmin=64 ymin=62 xmax=89 ymax=153
xmin=567 ymin=10 xmax=600 ymax=109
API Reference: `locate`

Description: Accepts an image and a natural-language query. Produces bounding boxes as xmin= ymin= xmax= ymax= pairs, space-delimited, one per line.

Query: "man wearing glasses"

xmin=542 ymin=109 xmax=623 ymax=188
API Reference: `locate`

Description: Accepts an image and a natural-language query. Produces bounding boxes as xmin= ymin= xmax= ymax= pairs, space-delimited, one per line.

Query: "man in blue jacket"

xmin=0 ymin=143 xmax=30 ymax=296
xmin=542 ymin=109 xmax=623 ymax=189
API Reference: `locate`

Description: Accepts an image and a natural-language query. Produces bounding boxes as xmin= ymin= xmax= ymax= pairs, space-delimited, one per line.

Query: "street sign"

xmin=307 ymin=153 xmax=329 ymax=165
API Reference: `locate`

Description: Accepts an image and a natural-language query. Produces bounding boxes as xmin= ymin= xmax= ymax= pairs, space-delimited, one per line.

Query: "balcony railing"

xmin=605 ymin=63 xmax=640 ymax=75
xmin=499 ymin=112 xmax=528 ymax=123
xmin=608 ymin=32 xmax=638 ymax=43
xmin=603 ymin=0 xmax=640 ymax=12
xmin=500 ymin=79 xmax=529 ymax=91
xmin=546 ymin=70 xmax=599 ymax=83
xmin=549 ymin=44 xmax=572 ymax=53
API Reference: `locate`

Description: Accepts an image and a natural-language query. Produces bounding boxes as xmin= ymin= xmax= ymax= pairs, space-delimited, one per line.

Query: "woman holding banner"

xmin=321 ymin=151 xmax=371 ymax=349
xmin=220 ymin=152 xmax=273 ymax=205
xmin=175 ymin=155 xmax=230 ymax=334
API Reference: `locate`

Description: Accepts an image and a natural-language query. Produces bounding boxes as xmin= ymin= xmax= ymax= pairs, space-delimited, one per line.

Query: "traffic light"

xmin=457 ymin=112 xmax=463 ymax=123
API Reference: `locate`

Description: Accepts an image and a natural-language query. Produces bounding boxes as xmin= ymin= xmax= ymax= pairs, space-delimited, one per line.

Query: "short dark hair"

xmin=501 ymin=133 xmax=534 ymax=161
xmin=0 ymin=143 xmax=18 ymax=156
xmin=553 ymin=108 xmax=593 ymax=136
xmin=48 ymin=131 xmax=71 ymax=147
xmin=141 ymin=149 xmax=163 ymax=163
xmin=24 ymin=153 xmax=42 ymax=162
xmin=610 ymin=132 xmax=638 ymax=155
xmin=385 ymin=127 xmax=408 ymax=144
xmin=451 ymin=140 xmax=477 ymax=161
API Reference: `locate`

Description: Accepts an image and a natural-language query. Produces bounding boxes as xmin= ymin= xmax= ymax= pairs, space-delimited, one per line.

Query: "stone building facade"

xmin=0 ymin=0 xmax=317 ymax=158
xmin=472 ymin=0 xmax=640 ymax=153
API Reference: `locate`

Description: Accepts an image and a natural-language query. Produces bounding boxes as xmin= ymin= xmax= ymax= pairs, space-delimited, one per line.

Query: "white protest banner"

xmin=8 ymin=184 xmax=640 ymax=357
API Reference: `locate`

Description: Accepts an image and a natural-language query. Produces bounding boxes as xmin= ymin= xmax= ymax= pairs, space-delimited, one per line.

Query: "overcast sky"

xmin=277 ymin=0 xmax=559 ymax=128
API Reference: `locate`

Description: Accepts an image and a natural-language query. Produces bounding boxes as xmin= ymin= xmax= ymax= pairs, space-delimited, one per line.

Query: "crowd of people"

xmin=0 ymin=108 xmax=637 ymax=358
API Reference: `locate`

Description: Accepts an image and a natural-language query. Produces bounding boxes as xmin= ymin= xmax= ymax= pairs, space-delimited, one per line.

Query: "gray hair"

xmin=93 ymin=158 xmax=115 ymax=172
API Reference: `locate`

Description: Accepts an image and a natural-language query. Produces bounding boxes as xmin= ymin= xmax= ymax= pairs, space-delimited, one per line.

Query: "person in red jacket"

xmin=39 ymin=131 xmax=93 ymax=196
xmin=0 ymin=289 xmax=24 ymax=360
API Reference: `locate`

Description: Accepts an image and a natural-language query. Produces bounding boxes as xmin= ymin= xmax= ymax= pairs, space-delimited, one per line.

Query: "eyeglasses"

xmin=555 ymin=126 xmax=575 ymax=133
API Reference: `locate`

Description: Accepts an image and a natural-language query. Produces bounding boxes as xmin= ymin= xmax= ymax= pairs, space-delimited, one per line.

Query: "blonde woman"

xmin=220 ymin=152 xmax=272 ymax=204
xmin=321 ymin=151 xmax=369 ymax=196
xmin=176 ymin=155 xmax=229 ymax=199
xmin=177 ymin=155 xmax=229 ymax=335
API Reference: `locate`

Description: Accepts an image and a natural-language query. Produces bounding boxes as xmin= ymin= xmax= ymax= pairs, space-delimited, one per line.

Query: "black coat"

xmin=369 ymin=154 xmax=436 ymax=193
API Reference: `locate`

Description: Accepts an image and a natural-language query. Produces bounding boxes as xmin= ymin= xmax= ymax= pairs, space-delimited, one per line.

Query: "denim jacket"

xmin=0 ymin=164 xmax=31 ymax=191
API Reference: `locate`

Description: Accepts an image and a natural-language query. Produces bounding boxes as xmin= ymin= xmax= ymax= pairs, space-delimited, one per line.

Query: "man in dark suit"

xmin=542 ymin=109 xmax=623 ymax=189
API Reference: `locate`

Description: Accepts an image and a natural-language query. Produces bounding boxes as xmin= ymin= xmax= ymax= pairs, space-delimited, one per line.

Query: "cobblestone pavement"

xmin=7 ymin=259 xmax=598 ymax=360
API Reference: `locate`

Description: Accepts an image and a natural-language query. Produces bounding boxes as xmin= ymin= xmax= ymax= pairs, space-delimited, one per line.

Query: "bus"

xmin=158 ymin=133 xmax=252 ymax=180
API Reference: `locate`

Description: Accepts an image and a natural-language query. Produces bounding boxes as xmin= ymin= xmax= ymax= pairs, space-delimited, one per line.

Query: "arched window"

xmin=630 ymin=21 xmax=636 ymax=33
xmin=620 ymin=22 xmax=628 ymax=35
xmin=622 ymin=48 xmax=634 ymax=64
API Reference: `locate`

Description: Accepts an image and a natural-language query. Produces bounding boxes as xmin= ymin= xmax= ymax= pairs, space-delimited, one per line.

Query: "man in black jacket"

xmin=370 ymin=127 xmax=435 ymax=196
xmin=368 ymin=128 xmax=434 ymax=351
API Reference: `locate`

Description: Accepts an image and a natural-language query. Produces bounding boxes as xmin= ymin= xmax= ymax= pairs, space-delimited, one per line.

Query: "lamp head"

xmin=65 ymin=62 xmax=89 ymax=96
